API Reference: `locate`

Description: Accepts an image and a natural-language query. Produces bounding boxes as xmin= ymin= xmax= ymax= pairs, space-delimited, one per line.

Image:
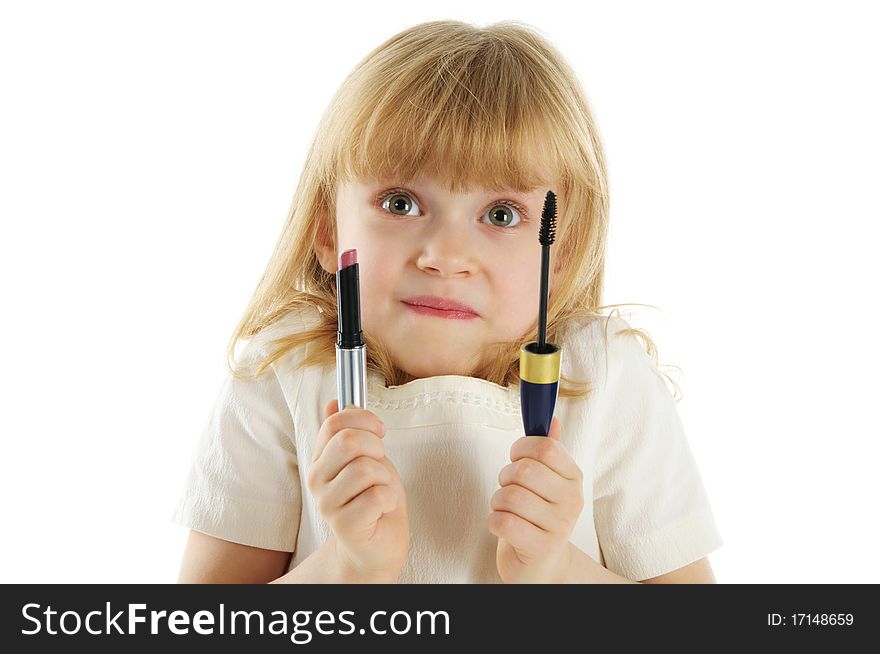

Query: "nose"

xmin=415 ymin=219 xmax=476 ymax=278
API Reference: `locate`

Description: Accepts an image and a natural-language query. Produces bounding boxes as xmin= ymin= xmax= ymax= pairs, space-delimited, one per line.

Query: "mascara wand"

xmin=519 ymin=190 xmax=561 ymax=437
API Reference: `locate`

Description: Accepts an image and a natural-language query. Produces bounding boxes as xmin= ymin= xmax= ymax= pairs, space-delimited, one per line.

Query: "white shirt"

xmin=171 ymin=304 xmax=723 ymax=583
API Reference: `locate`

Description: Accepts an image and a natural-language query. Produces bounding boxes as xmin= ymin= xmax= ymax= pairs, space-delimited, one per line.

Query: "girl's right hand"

xmin=307 ymin=399 xmax=410 ymax=582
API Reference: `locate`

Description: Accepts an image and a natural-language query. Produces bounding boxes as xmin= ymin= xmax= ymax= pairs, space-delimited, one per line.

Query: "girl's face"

xmin=316 ymin=173 xmax=558 ymax=381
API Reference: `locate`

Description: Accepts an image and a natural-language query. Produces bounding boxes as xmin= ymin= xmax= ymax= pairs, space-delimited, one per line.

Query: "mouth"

xmin=400 ymin=295 xmax=480 ymax=320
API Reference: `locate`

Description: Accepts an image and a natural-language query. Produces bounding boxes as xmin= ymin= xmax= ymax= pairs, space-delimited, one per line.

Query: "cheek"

xmin=350 ymin=254 xmax=400 ymax=332
xmin=336 ymin=217 xmax=393 ymax=287
xmin=490 ymin=263 xmax=541 ymax=323
xmin=358 ymin=263 xmax=395 ymax=298
xmin=495 ymin=243 xmax=540 ymax=296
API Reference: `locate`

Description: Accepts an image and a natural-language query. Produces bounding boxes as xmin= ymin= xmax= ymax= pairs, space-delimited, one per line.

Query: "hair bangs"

xmin=336 ymin=43 xmax=563 ymax=194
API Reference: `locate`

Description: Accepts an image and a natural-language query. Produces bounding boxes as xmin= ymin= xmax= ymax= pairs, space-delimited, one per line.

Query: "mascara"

xmin=519 ymin=191 xmax=561 ymax=436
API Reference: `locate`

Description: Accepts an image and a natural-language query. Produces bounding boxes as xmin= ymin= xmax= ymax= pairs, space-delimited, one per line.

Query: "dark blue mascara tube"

xmin=520 ymin=343 xmax=561 ymax=435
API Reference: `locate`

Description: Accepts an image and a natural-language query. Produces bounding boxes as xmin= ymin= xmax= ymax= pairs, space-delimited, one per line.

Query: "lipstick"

xmin=336 ymin=248 xmax=367 ymax=410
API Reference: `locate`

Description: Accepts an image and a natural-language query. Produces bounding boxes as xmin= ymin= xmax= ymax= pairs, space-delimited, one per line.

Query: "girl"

xmin=172 ymin=19 xmax=722 ymax=584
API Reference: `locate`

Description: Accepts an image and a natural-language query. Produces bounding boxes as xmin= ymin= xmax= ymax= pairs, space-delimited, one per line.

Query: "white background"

xmin=2 ymin=0 xmax=877 ymax=583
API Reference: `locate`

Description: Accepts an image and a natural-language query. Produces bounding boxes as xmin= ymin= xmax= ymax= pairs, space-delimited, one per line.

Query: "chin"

xmin=396 ymin=356 xmax=472 ymax=379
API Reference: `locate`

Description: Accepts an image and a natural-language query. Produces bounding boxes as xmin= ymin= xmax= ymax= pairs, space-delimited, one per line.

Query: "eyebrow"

xmin=372 ymin=179 xmax=536 ymax=201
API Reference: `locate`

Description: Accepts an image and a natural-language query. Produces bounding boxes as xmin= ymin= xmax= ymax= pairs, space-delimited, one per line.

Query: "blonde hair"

xmin=227 ymin=19 xmax=679 ymax=401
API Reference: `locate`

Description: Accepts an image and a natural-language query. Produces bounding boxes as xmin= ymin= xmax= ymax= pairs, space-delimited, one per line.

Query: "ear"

xmin=314 ymin=219 xmax=337 ymax=275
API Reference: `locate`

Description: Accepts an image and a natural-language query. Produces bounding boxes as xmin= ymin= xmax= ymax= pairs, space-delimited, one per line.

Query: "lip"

xmin=400 ymin=295 xmax=480 ymax=320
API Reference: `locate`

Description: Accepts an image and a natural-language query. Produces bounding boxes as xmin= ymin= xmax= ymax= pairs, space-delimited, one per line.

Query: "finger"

xmin=322 ymin=399 xmax=338 ymax=420
xmin=509 ymin=431 xmax=580 ymax=482
xmin=498 ymin=458 xmax=569 ymax=504
xmin=314 ymin=402 xmax=386 ymax=462
xmin=321 ymin=455 xmax=392 ymax=511
xmin=334 ymin=485 xmax=398 ymax=540
xmin=546 ymin=416 xmax=561 ymax=441
xmin=487 ymin=510 xmax=547 ymax=553
xmin=490 ymin=484 xmax=557 ymax=533
xmin=314 ymin=427 xmax=386 ymax=485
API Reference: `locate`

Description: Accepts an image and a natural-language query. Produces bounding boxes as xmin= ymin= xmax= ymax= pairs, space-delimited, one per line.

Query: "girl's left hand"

xmin=487 ymin=416 xmax=585 ymax=583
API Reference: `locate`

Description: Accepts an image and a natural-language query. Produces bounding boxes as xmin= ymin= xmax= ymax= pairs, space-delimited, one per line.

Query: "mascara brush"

xmin=519 ymin=190 xmax=561 ymax=437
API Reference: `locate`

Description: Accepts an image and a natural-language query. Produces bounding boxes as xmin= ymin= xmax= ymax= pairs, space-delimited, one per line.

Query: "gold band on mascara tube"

xmin=519 ymin=342 xmax=561 ymax=384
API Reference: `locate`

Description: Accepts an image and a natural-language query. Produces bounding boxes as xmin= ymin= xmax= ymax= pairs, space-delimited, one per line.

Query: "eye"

xmin=483 ymin=204 xmax=523 ymax=228
xmin=380 ymin=191 xmax=421 ymax=217
xmin=376 ymin=188 xmax=528 ymax=229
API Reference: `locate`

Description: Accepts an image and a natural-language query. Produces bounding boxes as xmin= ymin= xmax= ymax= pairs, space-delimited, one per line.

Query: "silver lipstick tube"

xmin=336 ymin=343 xmax=366 ymax=410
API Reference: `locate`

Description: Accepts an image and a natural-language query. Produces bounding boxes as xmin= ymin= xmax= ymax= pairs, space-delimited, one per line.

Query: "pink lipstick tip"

xmin=338 ymin=249 xmax=357 ymax=270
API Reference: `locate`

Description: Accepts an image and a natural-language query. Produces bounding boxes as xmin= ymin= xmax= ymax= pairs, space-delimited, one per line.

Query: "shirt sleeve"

xmin=591 ymin=316 xmax=723 ymax=581
xmin=170 ymin=337 xmax=302 ymax=552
